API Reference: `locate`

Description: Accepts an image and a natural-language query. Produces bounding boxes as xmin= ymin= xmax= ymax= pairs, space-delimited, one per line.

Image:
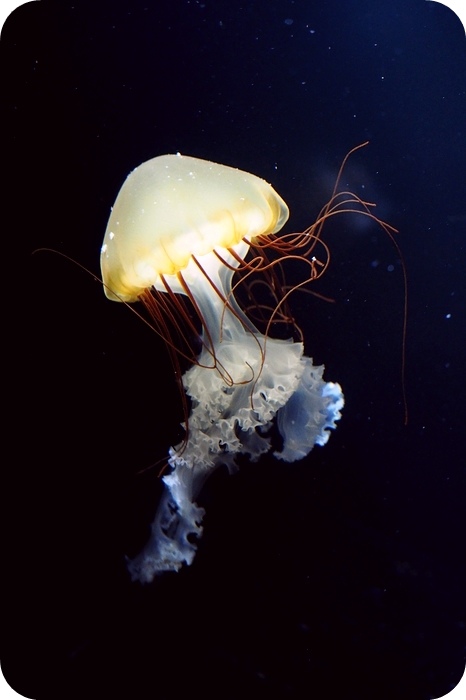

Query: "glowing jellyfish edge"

xmin=101 ymin=154 xmax=344 ymax=582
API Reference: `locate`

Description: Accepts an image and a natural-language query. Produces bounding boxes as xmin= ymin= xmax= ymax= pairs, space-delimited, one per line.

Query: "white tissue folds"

xmin=128 ymin=331 xmax=343 ymax=582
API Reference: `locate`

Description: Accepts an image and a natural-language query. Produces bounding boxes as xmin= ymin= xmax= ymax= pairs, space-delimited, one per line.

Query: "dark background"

xmin=4 ymin=1 xmax=466 ymax=698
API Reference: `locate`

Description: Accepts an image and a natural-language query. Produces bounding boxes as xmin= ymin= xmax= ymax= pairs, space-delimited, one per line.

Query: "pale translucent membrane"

xmin=101 ymin=153 xmax=289 ymax=302
xmin=128 ymin=244 xmax=344 ymax=582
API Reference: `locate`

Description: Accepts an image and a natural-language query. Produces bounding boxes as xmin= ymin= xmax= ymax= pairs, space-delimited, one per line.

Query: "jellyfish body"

xmin=101 ymin=154 xmax=344 ymax=582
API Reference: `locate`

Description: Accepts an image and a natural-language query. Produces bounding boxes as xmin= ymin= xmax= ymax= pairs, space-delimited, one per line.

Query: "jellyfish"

xmin=100 ymin=150 xmax=386 ymax=582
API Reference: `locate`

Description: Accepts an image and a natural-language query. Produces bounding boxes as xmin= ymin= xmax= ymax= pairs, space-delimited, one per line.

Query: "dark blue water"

xmin=6 ymin=1 xmax=466 ymax=698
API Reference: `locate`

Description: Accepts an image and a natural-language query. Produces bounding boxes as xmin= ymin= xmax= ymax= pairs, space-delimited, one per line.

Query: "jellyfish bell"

xmin=101 ymin=153 xmax=289 ymax=364
xmin=100 ymin=153 xmax=289 ymax=301
xmin=101 ymin=153 xmax=346 ymax=582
